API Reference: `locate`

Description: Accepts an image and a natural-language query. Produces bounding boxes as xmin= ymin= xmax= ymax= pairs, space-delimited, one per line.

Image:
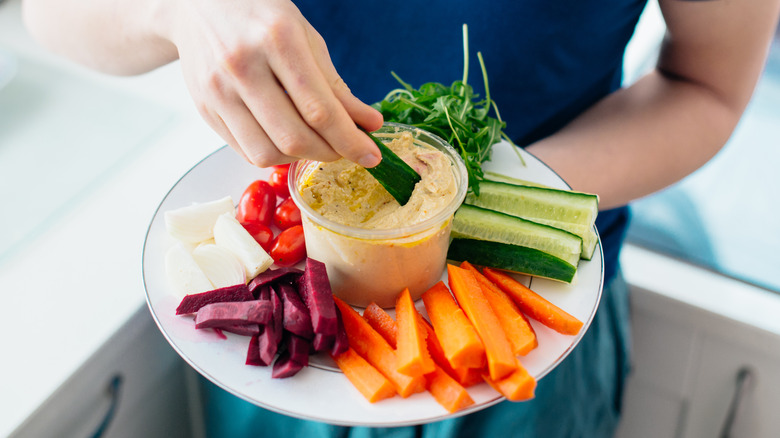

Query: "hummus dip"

xmin=290 ymin=126 xmax=467 ymax=308
xmin=299 ymin=131 xmax=458 ymax=229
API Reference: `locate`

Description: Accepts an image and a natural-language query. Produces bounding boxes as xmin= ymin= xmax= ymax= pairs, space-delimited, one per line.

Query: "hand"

xmin=164 ymin=0 xmax=383 ymax=167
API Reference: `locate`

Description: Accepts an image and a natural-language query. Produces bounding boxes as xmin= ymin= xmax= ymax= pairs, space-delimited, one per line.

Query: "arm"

xmin=526 ymin=0 xmax=780 ymax=210
xmin=21 ymin=0 xmax=383 ymax=167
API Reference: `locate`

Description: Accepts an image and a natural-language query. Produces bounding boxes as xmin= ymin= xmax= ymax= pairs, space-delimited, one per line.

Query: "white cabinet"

xmin=616 ymin=281 xmax=780 ymax=438
xmin=9 ymin=307 xmax=195 ymax=438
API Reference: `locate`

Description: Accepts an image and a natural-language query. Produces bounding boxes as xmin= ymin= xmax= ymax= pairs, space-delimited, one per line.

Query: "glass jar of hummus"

xmin=289 ymin=123 xmax=468 ymax=308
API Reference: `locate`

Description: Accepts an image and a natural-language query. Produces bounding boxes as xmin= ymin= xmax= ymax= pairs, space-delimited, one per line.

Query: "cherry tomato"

xmin=236 ymin=180 xmax=276 ymax=226
xmin=273 ymin=197 xmax=302 ymax=230
xmin=268 ymin=166 xmax=290 ymax=199
xmin=270 ymin=225 xmax=306 ymax=267
xmin=272 ymin=163 xmax=291 ymax=171
xmin=240 ymin=220 xmax=274 ymax=252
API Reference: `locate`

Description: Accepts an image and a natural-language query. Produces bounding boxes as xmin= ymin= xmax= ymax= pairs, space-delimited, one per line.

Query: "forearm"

xmin=526 ymin=69 xmax=741 ymax=210
xmin=21 ymin=0 xmax=177 ymax=74
xmin=528 ymin=0 xmax=780 ymax=210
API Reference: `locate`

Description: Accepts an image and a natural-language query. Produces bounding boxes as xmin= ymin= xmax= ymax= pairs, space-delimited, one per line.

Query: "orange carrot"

xmin=395 ymin=288 xmax=436 ymax=377
xmin=357 ymin=298 xmax=474 ymax=412
xmin=419 ymin=316 xmax=484 ymax=388
xmin=425 ymin=366 xmax=475 ymax=413
xmin=461 ymin=261 xmax=538 ymax=355
xmin=363 ymin=302 xmax=398 ymax=348
xmin=421 ymin=281 xmax=486 ymax=369
xmin=447 ymin=264 xmax=517 ymax=381
xmin=482 ymin=358 xmax=536 ymax=402
xmin=333 ymin=296 xmax=425 ymax=398
xmin=482 ymin=267 xmax=584 ymax=336
xmin=331 ymin=348 xmax=397 ymax=403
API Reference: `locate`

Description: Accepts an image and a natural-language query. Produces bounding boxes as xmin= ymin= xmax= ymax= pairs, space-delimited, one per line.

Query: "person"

xmin=21 ymin=0 xmax=780 ymax=436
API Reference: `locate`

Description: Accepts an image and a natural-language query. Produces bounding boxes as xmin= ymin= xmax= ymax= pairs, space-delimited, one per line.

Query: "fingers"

xmin=304 ymin=29 xmax=384 ymax=133
xmin=260 ymin=22 xmax=382 ymax=167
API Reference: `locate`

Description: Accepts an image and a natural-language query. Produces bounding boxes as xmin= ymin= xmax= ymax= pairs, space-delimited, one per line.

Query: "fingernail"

xmin=358 ymin=153 xmax=381 ymax=168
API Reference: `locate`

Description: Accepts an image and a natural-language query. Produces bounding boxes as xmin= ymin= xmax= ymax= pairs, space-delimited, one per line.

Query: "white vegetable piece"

xmin=165 ymin=242 xmax=214 ymax=297
xmin=164 ymin=196 xmax=235 ymax=243
xmin=213 ymin=212 xmax=274 ymax=278
xmin=192 ymin=243 xmax=246 ymax=289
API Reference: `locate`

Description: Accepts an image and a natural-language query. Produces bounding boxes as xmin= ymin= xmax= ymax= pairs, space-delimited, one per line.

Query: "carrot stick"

xmin=425 ymin=366 xmax=475 ymax=413
xmin=421 ymin=281 xmax=486 ymax=369
xmin=395 ymin=288 xmax=435 ymax=377
xmin=363 ymin=302 xmax=398 ymax=348
xmin=331 ymin=348 xmax=397 ymax=403
xmin=482 ymin=358 xmax=536 ymax=402
xmin=447 ymin=264 xmax=517 ymax=381
xmin=333 ymin=296 xmax=425 ymax=398
xmin=482 ymin=267 xmax=584 ymax=336
xmin=461 ymin=262 xmax=538 ymax=355
xmin=419 ymin=316 xmax=484 ymax=388
xmin=359 ymin=299 xmax=475 ymax=412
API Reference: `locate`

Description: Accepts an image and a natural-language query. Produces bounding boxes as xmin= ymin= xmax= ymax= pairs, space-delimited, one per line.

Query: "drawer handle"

xmin=89 ymin=374 xmax=124 ymax=438
xmin=719 ymin=366 xmax=755 ymax=438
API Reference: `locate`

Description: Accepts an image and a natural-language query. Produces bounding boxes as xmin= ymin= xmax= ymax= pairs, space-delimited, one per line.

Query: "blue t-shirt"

xmin=295 ymin=0 xmax=643 ymax=282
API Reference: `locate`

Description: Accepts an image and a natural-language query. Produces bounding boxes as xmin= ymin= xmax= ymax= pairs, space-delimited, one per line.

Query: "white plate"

xmin=142 ymin=140 xmax=603 ymax=427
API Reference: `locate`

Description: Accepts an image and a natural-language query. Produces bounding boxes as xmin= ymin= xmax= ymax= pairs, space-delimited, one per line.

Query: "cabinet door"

xmin=9 ymin=307 xmax=194 ymax=438
xmin=682 ymin=334 xmax=780 ymax=438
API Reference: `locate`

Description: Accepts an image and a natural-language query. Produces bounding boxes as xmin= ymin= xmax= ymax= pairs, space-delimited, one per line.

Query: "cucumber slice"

xmin=452 ymin=204 xmax=582 ymax=267
xmin=447 ymin=238 xmax=577 ymax=283
xmin=362 ymin=129 xmax=421 ymax=205
xmin=465 ymin=180 xmax=599 ymax=259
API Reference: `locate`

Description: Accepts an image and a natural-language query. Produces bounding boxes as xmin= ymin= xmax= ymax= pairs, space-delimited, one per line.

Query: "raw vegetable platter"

xmin=142 ymin=140 xmax=604 ymax=427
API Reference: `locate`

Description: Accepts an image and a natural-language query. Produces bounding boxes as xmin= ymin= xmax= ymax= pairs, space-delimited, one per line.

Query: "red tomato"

xmin=272 ymin=163 xmax=291 ymax=171
xmin=268 ymin=166 xmax=290 ymax=199
xmin=236 ymin=180 xmax=276 ymax=226
xmin=273 ymin=197 xmax=302 ymax=230
xmin=240 ymin=220 xmax=274 ymax=252
xmin=270 ymin=225 xmax=306 ymax=267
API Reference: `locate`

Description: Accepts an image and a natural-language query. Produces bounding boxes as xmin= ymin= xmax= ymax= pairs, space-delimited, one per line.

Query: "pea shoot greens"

xmin=371 ymin=25 xmax=524 ymax=195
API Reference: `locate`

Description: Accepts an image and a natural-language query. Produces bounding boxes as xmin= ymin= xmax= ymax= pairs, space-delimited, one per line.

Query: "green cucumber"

xmin=362 ymin=129 xmax=421 ymax=205
xmin=452 ymin=204 xmax=582 ymax=267
xmin=465 ymin=180 xmax=599 ymax=260
xmin=448 ymin=238 xmax=577 ymax=283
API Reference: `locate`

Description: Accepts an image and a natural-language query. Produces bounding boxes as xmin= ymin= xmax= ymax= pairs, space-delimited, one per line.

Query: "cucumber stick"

xmin=448 ymin=238 xmax=577 ymax=283
xmin=465 ymin=180 xmax=599 ymax=259
xmin=451 ymin=204 xmax=582 ymax=267
xmin=362 ymin=129 xmax=421 ymax=205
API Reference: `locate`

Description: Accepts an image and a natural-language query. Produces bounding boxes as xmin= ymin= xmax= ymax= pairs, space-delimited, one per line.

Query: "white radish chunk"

xmin=165 ymin=196 xmax=235 ymax=243
xmin=165 ymin=242 xmax=214 ymax=297
xmin=192 ymin=243 xmax=246 ymax=288
xmin=213 ymin=213 xmax=274 ymax=278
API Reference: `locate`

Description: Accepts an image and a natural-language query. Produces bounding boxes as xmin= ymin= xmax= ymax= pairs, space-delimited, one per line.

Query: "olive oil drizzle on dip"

xmin=299 ymin=132 xmax=458 ymax=230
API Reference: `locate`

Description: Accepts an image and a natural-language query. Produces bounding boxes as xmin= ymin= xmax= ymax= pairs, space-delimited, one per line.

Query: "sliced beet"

xmin=255 ymin=326 xmax=277 ymax=366
xmin=222 ymin=324 xmax=261 ymax=337
xmin=275 ymin=283 xmax=313 ymax=339
xmin=285 ymin=332 xmax=311 ymax=367
xmin=255 ymin=287 xmax=284 ymax=366
xmin=311 ymin=333 xmax=334 ymax=353
xmin=271 ymin=350 xmax=304 ymax=379
xmin=246 ymin=334 xmax=264 ymax=366
xmin=271 ymin=287 xmax=284 ymax=346
xmin=175 ymin=284 xmax=253 ymax=315
xmin=297 ymin=258 xmax=338 ymax=336
xmin=247 ymin=267 xmax=304 ymax=296
xmin=194 ymin=300 xmax=273 ymax=329
xmin=256 ymin=284 xmax=271 ymax=301
xmin=330 ymin=305 xmax=349 ymax=356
